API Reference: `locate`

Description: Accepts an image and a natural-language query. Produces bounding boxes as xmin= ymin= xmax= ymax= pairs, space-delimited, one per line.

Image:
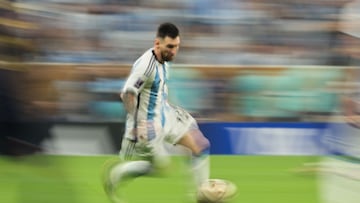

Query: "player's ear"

xmin=154 ymin=38 xmax=160 ymax=48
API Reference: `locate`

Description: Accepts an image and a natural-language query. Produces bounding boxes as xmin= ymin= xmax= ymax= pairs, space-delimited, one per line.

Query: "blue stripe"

xmin=147 ymin=66 xmax=160 ymax=120
xmin=161 ymin=64 xmax=167 ymax=127
xmin=147 ymin=122 xmax=156 ymax=141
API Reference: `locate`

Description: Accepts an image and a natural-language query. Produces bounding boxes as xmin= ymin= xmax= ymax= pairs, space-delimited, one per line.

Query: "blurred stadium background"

xmin=1 ymin=0 xmax=360 ymax=203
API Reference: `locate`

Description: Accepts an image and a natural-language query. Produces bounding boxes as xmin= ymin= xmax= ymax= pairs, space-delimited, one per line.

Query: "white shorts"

xmin=162 ymin=104 xmax=197 ymax=144
xmin=120 ymin=104 xmax=198 ymax=161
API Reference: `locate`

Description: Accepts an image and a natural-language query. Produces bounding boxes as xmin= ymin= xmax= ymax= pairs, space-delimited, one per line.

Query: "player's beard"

xmin=162 ymin=51 xmax=174 ymax=62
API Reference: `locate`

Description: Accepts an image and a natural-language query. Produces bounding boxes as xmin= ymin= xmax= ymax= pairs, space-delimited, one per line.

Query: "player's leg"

xmin=102 ymin=138 xmax=153 ymax=203
xmin=176 ymin=126 xmax=211 ymax=187
xmin=115 ymin=137 xmax=154 ymax=180
xmin=166 ymin=105 xmax=211 ymax=188
xmin=177 ymin=127 xmax=240 ymax=203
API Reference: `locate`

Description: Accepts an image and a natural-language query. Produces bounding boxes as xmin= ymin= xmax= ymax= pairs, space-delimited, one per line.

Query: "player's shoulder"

xmin=133 ymin=48 xmax=156 ymax=70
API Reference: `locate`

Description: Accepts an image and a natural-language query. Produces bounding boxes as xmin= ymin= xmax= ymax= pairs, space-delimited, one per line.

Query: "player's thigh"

xmin=176 ymin=128 xmax=210 ymax=156
xmin=165 ymin=106 xmax=209 ymax=154
xmin=164 ymin=105 xmax=195 ymax=144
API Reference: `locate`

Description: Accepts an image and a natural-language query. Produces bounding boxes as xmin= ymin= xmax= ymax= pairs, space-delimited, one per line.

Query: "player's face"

xmin=158 ymin=36 xmax=180 ymax=62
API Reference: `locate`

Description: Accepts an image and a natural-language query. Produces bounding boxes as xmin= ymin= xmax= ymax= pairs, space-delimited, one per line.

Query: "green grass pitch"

xmin=0 ymin=155 xmax=320 ymax=203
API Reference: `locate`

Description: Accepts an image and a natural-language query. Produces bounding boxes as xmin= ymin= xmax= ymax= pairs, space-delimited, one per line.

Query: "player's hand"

xmin=134 ymin=120 xmax=153 ymax=160
xmin=135 ymin=120 xmax=148 ymax=142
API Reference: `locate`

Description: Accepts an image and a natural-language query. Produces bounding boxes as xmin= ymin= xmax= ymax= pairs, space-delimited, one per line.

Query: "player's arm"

xmin=120 ymin=60 xmax=150 ymax=117
xmin=121 ymin=74 xmax=148 ymax=141
xmin=120 ymin=90 xmax=137 ymax=116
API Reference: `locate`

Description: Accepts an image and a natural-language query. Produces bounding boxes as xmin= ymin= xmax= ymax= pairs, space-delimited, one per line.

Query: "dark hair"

xmin=156 ymin=22 xmax=179 ymax=39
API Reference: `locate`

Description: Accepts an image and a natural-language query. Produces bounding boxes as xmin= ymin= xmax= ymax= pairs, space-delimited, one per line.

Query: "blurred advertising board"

xmin=199 ymin=122 xmax=329 ymax=155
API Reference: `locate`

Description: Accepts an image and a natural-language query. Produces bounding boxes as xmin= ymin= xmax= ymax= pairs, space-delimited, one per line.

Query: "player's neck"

xmin=153 ymin=49 xmax=164 ymax=64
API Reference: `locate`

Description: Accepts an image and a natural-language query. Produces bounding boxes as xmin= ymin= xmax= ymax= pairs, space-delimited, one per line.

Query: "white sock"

xmin=191 ymin=150 xmax=210 ymax=187
xmin=110 ymin=160 xmax=152 ymax=186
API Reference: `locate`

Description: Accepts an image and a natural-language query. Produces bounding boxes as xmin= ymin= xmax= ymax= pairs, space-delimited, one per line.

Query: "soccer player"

xmin=102 ymin=22 xmax=211 ymax=203
xmin=317 ymin=1 xmax=360 ymax=202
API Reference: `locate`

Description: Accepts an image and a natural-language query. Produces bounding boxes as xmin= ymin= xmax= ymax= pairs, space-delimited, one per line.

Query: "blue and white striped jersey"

xmin=122 ymin=48 xmax=169 ymax=138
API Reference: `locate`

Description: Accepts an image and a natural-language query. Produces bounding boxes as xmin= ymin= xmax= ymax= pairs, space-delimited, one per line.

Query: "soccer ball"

xmin=197 ymin=179 xmax=238 ymax=203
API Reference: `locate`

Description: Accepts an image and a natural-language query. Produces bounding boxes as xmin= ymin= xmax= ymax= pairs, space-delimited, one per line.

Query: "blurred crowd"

xmin=0 ymin=0 xmax=359 ymax=65
xmin=1 ymin=0 xmax=360 ymax=124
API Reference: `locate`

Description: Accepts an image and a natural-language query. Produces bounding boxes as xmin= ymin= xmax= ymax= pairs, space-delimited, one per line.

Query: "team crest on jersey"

xmin=134 ymin=78 xmax=144 ymax=88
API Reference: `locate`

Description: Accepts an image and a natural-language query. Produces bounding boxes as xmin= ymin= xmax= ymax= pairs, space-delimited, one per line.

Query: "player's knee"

xmin=203 ymin=136 xmax=210 ymax=149
xmin=193 ymin=133 xmax=210 ymax=156
xmin=200 ymin=141 xmax=210 ymax=156
xmin=177 ymin=129 xmax=211 ymax=156
xmin=198 ymin=130 xmax=210 ymax=146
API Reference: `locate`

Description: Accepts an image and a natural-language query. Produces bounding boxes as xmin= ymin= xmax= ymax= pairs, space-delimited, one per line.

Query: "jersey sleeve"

xmin=122 ymin=56 xmax=155 ymax=95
